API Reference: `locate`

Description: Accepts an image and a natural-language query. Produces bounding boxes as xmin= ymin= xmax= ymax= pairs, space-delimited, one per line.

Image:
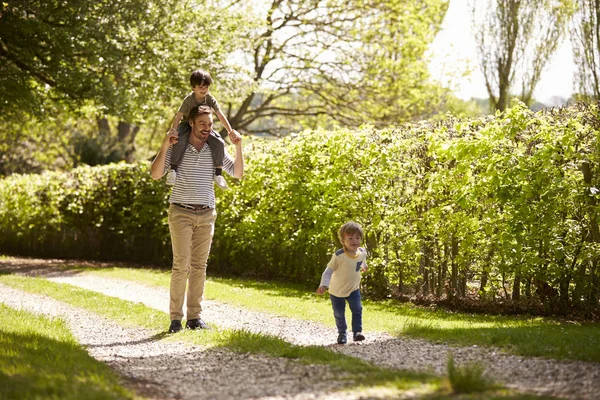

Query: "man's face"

xmin=190 ymin=113 xmax=213 ymax=141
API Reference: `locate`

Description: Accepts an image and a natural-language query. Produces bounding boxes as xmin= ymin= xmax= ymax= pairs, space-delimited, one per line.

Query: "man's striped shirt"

xmin=164 ymin=141 xmax=235 ymax=208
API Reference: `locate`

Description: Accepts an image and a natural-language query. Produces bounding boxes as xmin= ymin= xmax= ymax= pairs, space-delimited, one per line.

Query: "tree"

xmin=219 ymin=0 xmax=449 ymax=136
xmin=571 ymin=0 xmax=600 ymax=100
xmin=0 ymin=0 xmax=245 ymax=172
xmin=471 ymin=0 xmax=574 ymax=112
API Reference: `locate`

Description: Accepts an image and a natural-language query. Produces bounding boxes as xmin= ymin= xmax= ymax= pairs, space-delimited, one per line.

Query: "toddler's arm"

xmin=215 ymin=109 xmax=241 ymax=141
xmin=170 ymin=112 xmax=184 ymax=135
xmin=361 ymin=261 xmax=368 ymax=273
xmin=316 ymin=267 xmax=334 ymax=294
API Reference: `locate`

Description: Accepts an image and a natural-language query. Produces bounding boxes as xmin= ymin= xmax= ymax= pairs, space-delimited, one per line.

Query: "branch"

xmin=0 ymin=41 xmax=58 ymax=88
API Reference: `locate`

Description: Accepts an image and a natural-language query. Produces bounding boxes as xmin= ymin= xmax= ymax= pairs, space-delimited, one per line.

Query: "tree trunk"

xmin=117 ymin=121 xmax=139 ymax=163
xmin=458 ymin=269 xmax=467 ymax=297
xmin=97 ymin=117 xmax=111 ymax=138
xmin=580 ymin=161 xmax=600 ymax=305
xmin=420 ymin=240 xmax=432 ymax=296
xmin=512 ymin=271 xmax=521 ymax=301
xmin=559 ymin=274 xmax=571 ymax=307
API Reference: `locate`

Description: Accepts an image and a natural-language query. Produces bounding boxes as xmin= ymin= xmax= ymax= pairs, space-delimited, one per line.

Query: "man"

xmin=150 ymin=105 xmax=244 ymax=333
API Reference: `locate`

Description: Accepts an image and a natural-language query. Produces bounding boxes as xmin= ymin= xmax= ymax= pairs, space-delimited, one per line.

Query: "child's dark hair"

xmin=338 ymin=221 xmax=364 ymax=243
xmin=190 ymin=69 xmax=213 ymax=88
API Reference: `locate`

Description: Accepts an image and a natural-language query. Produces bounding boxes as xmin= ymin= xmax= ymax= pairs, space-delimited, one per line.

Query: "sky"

xmin=429 ymin=0 xmax=575 ymax=104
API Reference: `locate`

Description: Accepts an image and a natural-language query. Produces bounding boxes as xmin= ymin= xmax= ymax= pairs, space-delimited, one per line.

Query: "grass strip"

xmin=74 ymin=266 xmax=600 ymax=362
xmin=1 ymin=272 xmax=558 ymax=399
xmin=0 ymin=274 xmax=440 ymax=395
xmin=0 ymin=303 xmax=135 ymax=400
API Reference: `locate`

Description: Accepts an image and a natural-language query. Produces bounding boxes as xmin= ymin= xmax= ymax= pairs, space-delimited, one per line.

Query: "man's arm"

xmin=231 ymin=137 xmax=244 ymax=179
xmin=150 ymin=131 xmax=177 ymax=180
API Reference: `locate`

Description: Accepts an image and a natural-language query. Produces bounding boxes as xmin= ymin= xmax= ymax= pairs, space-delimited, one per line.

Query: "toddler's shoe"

xmin=337 ymin=332 xmax=347 ymax=344
xmin=166 ymin=169 xmax=177 ymax=186
xmin=214 ymin=175 xmax=229 ymax=190
xmin=353 ymin=332 xmax=365 ymax=342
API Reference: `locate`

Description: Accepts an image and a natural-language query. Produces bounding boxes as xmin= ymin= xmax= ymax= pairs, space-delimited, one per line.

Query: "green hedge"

xmin=214 ymin=101 xmax=600 ymax=308
xmin=0 ymin=163 xmax=171 ymax=264
xmin=1 ymin=102 xmax=600 ymax=309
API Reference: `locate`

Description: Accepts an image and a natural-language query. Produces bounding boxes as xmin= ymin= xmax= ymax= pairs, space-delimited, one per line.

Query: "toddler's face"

xmin=342 ymin=232 xmax=362 ymax=251
xmin=193 ymin=84 xmax=209 ymax=97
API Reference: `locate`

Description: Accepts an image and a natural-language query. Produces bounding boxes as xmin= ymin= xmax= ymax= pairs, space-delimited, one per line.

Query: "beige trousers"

xmin=168 ymin=204 xmax=217 ymax=321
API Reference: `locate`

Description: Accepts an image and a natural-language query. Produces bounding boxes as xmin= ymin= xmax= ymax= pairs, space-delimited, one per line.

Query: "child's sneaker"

xmin=214 ymin=175 xmax=229 ymax=190
xmin=337 ymin=332 xmax=347 ymax=344
xmin=166 ymin=170 xmax=177 ymax=186
xmin=353 ymin=332 xmax=365 ymax=342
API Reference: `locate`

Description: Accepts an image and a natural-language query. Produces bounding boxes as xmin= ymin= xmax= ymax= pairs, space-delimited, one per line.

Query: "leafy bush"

xmin=214 ymin=101 xmax=600 ymax=310
xmin=0 ymin=163 xmax=171 ymax=263
xmin=1 ymin=102 xmax=600 ymax=312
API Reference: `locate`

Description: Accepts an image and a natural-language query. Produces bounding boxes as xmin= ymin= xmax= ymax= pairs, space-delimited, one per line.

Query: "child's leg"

xmin=347 ymin=289 xmax=363 ymax=334
xmin=329 ymin=294 xmax=347 ymax=333
xmin=171 ymin=123 xmax=191 ymax=170
xmin=206 ymin=131 xmax=225 ymax=174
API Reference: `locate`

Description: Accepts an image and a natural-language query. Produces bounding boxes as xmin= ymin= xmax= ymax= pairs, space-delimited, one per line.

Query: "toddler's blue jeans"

xmin=330 ymin=289 xmax=362 ymax=333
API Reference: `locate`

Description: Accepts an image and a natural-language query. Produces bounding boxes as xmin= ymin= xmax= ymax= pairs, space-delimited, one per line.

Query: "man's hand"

xmin=166 ymin=128 xmax=179 ymax=146
xmin=315 ymin=286 xmax=327 ymax=295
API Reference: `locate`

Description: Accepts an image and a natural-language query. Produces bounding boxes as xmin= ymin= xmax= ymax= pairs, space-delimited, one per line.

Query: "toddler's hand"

xmin=316 ymin=286 xmax=326 ymax=295
xmin=229 ymin=129 xmax=241 ymax=143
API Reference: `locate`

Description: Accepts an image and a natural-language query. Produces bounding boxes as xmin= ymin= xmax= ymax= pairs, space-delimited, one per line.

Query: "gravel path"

xmin=0 ymin=283 xmax=355 ymax=400
xmin=2 ymin=257 xmax=600 ymax=399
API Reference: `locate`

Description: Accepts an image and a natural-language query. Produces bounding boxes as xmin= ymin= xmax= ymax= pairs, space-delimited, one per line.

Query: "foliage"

xmin=214 ymin=101 xmax=600 ymax=311
xmin=446 ymin=353 xmax=494 ymax=394
xmin=0 ymin=163 xmax=171 ymax=263
xmin=471 ymin=0 xmax=575 ymax=111
xmin=571 ymin=0 xmax=600 ymax=101
xmin=219 ymin=0 xmax=451 ymax=135
xmin=0 ymin=0 xmax=247 ymax=173
xmin=1 ymin=102 xmax=599 ymax=314
xmin=0 ymin=0 xmax=244 ymax=121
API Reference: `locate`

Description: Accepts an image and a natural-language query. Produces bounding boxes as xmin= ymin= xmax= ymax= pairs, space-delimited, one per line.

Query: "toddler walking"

xmin=316 ymin=221 xmax=368 ymax=344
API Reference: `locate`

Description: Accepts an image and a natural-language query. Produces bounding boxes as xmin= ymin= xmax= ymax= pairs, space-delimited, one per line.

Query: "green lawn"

xmin=0 ymin=303 xmax=135 ymax=400
xmin=73 ymin=266 xmax=600 ymax=362
xmin=0 ymin=273 xmax=443 ymax=397
xmin=0 ymin=268 xmax=562 ymax=399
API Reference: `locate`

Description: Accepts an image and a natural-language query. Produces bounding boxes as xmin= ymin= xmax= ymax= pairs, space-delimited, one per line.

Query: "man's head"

xmin=188 ymin=105 xmax=213 ymax=141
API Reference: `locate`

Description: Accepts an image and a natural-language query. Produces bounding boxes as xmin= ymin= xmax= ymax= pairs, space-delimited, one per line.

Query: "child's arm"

xmin=170 ymin=112 xmax=184 ymax=133
xmin=361 ymin=260 xmax=368 ymax=273
xmin=215 ymin=109 xmax=241 ymax=141
xmin=316 ymin=267 xmax=334 ymax=294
